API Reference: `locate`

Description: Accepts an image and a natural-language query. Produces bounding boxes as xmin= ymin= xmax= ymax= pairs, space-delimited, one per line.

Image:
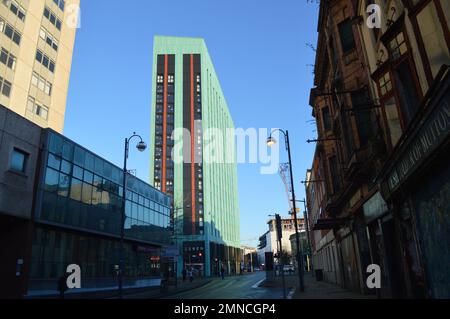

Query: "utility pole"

xmin=275 ymin=214 xmax=287 ymax=299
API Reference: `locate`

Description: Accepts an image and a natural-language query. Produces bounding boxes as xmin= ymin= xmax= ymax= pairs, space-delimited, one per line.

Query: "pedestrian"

xmin=188 ymin=268 xmax=194 ymax=283
xmin=220 ymin=265 xmax=225 ymax=280
xmin=182 ymin=268 xmax=187 ymax=282
xmin=57 ymin=273 xmax=69 ymax=299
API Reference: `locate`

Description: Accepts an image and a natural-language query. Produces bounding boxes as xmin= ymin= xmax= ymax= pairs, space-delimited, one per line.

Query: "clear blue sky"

xmin=64 ymin=0 xmax=319 ymax=248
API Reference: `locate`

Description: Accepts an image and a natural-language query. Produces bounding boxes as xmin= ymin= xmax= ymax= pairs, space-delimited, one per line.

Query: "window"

xmin=322 ymin=106 xmax=332 ymax=131
xmin=10 ymin=148 xmax=28 ymax=173
xmin=2 ymin=0 xmax=26 ymax=21
xmin=39 ymin=28 xmax=58 ymax=51
xmin=338 ymin=19 xmax=355 ymax=54
xmin=0 ymin=76 xmax=11 ymax=97
xmin=0 ymin=18 xmax=21 ymax=45
xmin=31 ymin=72 xmax=52 ymax=95
xmin=0 ymin=48 xmax=16 ymax=70
xmin=351 ymin=91 xmax=375 ymax=147
xmin=53 ymin=0 xmax=65 ymax=12
xmin=389 ymin=32 xmax=408 ymax=60
xmin=383 ymin=97 xmax=402 ymax=147
xmin=378 ymin=72 xmax=393 ymax=96
xmin=329 ymin=156 xmax=341 ymax=194
xmin=394 ymin=59 xmax=420 ymax=125
xmin=43 ymin=6 xmax=62 ymax=31
xmin=35 ymin=50 xmax=56 ymax=73
xmin=27 ymin=97 xmax=49 ymax=120
xmin=157 ymin=75 xmax=164 ymax=83
xmin=415 ymin=0 xmax=450 ymax=79
xmin=168 ymin=75 xmax=174 ymax=83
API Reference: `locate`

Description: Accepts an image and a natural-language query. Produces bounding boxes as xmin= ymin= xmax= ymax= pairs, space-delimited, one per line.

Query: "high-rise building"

xmin=0 ymin=0 xmax=79 ymax=132
xmin=150 ymin=36 xmax=241 ymax=277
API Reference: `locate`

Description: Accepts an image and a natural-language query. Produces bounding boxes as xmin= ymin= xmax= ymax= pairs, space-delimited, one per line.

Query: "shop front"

xmin=379 ymin=66 xmax=450 ymax=298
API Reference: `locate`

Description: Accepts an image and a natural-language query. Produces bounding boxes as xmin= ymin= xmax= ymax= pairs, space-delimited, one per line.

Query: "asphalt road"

xmin=164 ymin=271 xmax=286 ymax=299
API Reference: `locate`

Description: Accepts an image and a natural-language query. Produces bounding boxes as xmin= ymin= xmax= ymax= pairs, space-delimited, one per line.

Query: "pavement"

xmin=292 ymin=274 xmax=377 ymax=299
xmin=121 ymin=277 xmax=213 ymax=299
xmin=164 ymin=271 xmax=286 ymax=299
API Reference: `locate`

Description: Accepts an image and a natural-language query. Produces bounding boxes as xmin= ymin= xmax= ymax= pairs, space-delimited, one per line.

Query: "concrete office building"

xmin=257 ymin=217 xmax=306 ymax=267
xmin=149 ymin=36 xmax=241 ymax=277
xmin=0 ymin=104 xmax=172 ymax=298
xmin=0 ymin=0 xmax=79 ymax=132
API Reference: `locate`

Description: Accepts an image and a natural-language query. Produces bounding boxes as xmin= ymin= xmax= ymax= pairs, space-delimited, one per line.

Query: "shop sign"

xmin=387 ymin=91 xmax=450 ymax=193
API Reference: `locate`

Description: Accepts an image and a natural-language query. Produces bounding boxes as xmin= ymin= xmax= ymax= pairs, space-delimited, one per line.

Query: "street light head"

xmin=136 ymin=141 xmax=147 ymax=152
xmin=266 ymin=136 xmax=277 ymax=147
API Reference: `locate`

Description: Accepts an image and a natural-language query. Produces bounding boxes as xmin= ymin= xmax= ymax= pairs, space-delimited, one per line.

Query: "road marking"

xmin=251 ymin=279 xmax=265 ymax=289
xmin=287 ymin=288 xmax=295 ymax=299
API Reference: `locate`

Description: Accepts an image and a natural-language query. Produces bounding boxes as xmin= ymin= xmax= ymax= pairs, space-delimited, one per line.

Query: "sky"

xmin=64 ymin=0 xmax=320 ymax=248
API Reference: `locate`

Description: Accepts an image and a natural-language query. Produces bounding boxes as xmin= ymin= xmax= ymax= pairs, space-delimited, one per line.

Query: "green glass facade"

xmin=150 ymin=36 xmax=241 ymax=277
xmin=29 ymin=130 xmax=171 ymax=291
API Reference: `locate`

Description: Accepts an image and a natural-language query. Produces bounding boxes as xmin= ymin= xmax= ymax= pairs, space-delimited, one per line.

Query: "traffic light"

xmin=275 ymin=214 xmax=282 ymax=241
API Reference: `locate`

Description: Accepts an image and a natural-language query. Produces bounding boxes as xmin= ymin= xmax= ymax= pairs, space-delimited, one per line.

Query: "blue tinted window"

xmin=74 ymin=147 xmax=85 ymax=166
xmin=49 ymin=133 xmax=63 ymax=155
xmin=62 ymin=142 xmax=73 ymax=160
xmin=70 ymin=178 xmax=82 ymax=201
xmin=83 ymin=170 xmax=93 ymax=184
xmin=85 ymin=152 xmax=94 ymax=171
xmin=82 ymin=183 xmax=92 ymax=204
xmin=103 ymin=162 xmax=112 ymax=179
xmin=58 ymin=173 xmax=70 ymax=197
xmin=48 ymin=153 xmax=61 ymax=170
xmin=111 ymin=167 xmax=121 ymax=184
xmin=125 ymin=201 xmax=132 ymax=217
xmin=94 ymin=157 xmax=103 ymax=175
xmin=93 ymin=175 xmax=102 ymax=187
xmin=45 ymin=168 xmax=59 ymax=192
xmin=61 ymin=160 xmax=72 ymax=175
xmin=73 ymin=165 xmax=83 ymax=180
xmin=10 ymin=149 xmax=27 ymax=172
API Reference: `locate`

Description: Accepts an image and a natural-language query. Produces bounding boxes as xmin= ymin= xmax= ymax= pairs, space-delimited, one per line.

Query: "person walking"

xmin=182 ymin=268 xmax=187 ymax=282
xmin=57 ymin=273 xmax=69 ymax=299
xmin=188 ymin=268 xmax=194 ymax=283
xmin=220 ymin=265 xmax=225 ymax=280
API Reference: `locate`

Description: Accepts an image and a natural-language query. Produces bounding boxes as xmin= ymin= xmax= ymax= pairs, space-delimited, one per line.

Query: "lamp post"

xmin=267 ymin=129 xmax=305 ymax=292
xmin=118 ymin=132 xmax=147 ymax=299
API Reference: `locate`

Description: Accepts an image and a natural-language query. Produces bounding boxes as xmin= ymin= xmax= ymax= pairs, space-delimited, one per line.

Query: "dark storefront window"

xmin=29 ymin=227 xmax=162 ymax=288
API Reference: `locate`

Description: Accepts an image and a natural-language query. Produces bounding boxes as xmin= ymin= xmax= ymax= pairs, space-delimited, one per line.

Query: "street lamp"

xmin=118 ymin=132 xmax=146 ymax=299
xmin=266 ymin=129 xmax=305 ymax=292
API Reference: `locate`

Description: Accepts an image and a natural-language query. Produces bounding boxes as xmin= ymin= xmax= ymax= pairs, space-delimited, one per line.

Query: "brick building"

xmin=307 ymin=0 xmax=449 ymax=298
